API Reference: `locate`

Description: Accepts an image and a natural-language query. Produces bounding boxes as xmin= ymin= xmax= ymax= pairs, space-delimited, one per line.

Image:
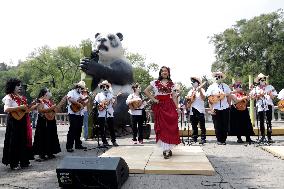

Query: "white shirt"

xmin=206 ymin=82 xmax=231 ymax=110
xmin=186 ymin=88 xmax=205 ymax=115
xmin=95 ymin=92 xmax=114 ymax=118
xmin=2 ymin=95 xmax=18 ymax=112
xmin=67 ymin=89 xmax=84 ymax=115
xmin=126 ymin=93 xmax=145 ymax=115
xmin=250 ymin=85 xmax=277 ymax=112
xmin=278 ymin=89 xmax=284 ymax=100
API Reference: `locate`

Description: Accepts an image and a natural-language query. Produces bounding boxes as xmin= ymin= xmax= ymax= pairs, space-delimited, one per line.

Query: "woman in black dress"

xmin=229 ymin=81 xmax=255 ymax=144
xmin=2 ymin=78 xmax=37 ymax=170
xmin=33 ymin=88 xmax=61 ymax=160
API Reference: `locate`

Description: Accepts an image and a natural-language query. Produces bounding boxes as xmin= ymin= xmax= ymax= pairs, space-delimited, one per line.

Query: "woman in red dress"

xmin=144 ymin=66 xmax=180 ymax=159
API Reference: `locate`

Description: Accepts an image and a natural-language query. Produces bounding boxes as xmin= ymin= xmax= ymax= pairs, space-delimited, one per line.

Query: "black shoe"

xmin=267 ymin=138 xmax=274 ymax=143
xmin=246 ymin=138 xmax=255 ymax=144
xmin=190 ymin=138 xmax=197 ymax=143
xmin=169 ymin=150 xmax=172 ymax=156
xmin=237 ymin=139 xmax=244 ymax=143
xmin=47 ymin=154 xmax=56 ymax=159
xmin=67 ymin=148 xmax=74 ymax=153
xmin=199 ymin=139 xmax=206 ymax=144
xmin=217 ymin=142 xmax=223 ymax=145
xmin=75 ymin=145 xmax=87 ymax=150
xmin=102 ymin=142 xmax=110 ymax=147
xmin=112 ymin=141 xmax=119 ymax=147
xmin=10 ymin=165 xmax=21 ymax=170
xmin=163 ymin=151 xmax=170 ymax=159
xmin=259 ymin=136 xmax=267 ymax=143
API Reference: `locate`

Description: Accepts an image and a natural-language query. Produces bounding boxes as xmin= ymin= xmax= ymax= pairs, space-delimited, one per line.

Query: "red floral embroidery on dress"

xmin=10 ymin=94 xmax=27 ymax=106
xmin=236 ymin=92 xmax=244 ymax=98
xmin=155 ymin=80 xmax=174 ymax=94
xmin=42 ymin=99 xmax=53 ymax=107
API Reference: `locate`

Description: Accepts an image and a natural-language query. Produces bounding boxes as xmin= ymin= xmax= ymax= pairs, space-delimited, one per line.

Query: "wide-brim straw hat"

xmin=74 ymin=80 xmax=86 ymax=89
xmin=190 ymin=76 xmax=202 ymax=84
xmin=98 ymin=80 xmax=111 ymax=88
xmin=212 ymin=71 xmax=226 ymax=79
xmin=254 ymin=73 xmax=268 ymax=83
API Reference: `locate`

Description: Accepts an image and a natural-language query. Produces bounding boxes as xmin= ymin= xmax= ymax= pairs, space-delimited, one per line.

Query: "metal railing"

xmin=0 ymin=106 xmax=283 ymax=127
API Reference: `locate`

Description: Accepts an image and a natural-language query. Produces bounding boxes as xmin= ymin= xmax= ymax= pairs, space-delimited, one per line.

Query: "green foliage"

xmin=210 ymin=9 xmax=284 ymax=91
xmin=126 ymin=51 xmax=159 ymax=90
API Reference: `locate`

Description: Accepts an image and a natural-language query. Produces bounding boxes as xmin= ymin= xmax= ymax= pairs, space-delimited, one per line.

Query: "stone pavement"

xmin=0 ymin=124 xmax=284 ymax=189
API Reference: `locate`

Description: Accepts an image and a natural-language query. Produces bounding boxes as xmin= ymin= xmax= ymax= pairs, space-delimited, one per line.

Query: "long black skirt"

xmin=2 ymin=114 xmax=32 ymax=166
xmin=33 ymin=114 xmax=61 ymax=156
xmin=229 ymin=106 xmax=255 ymax=136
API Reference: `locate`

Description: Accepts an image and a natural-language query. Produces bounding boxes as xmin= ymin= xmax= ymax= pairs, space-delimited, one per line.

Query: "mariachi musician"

xmin=33 ymin=88 xmax=62 ymax=160
xmin=66 ymin=80 xmax=87 ymax=152
xmin=94 ymin=80 xmax=119 ymax=147
xmin=229 ymin=81 xmax=254 ymax=144
xmin=250 ymin=73 xmax=277 ymax=143
xmin=185 ymin=76 xmax=206 ymax=144
xmin=206 ymin=72 xmax=231 ymax=145
xmin=126 ymin=83 xmax=146 ymax=144
xmin=2 ymin=78 xmax=38 ymax=170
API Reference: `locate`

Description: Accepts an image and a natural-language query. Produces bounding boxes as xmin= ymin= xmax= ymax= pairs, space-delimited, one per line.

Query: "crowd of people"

xmin=2 ymin=66 xmax=284 ymax=169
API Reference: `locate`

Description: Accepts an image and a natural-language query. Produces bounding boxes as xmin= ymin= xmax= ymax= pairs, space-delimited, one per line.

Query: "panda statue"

xmin=80 ymin=32 xmax=133 ymax=135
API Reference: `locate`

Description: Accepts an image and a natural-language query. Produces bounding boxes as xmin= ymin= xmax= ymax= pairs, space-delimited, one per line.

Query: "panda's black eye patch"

xmin=108 ymin=34 xmax=119 ymax=48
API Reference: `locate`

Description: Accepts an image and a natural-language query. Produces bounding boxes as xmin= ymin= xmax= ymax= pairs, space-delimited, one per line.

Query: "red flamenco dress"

xmin=151 ymin=80 xmax=180 ymax=150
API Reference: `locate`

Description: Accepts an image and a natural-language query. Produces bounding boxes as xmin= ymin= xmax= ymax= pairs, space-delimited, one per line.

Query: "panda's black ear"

xmin=95 ymin=33 xmax=100 ymax=38
xmin=116 ymin=33 xmax=123 ymax=41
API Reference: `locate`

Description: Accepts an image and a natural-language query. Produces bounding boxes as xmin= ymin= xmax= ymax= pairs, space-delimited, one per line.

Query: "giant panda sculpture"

xmin=80 ymin=32 xmax=133 ymax=135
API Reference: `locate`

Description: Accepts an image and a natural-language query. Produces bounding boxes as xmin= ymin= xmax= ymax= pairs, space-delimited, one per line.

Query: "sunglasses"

xmin=215 ymin=75 xmax=223 ymax=80
xmin=234 ymin=84 xmax=242 ymax=88
xmin=100 ymin=85 xmax=109 ymax=89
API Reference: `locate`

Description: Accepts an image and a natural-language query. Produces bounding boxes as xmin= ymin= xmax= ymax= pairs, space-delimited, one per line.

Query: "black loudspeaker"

xmin=143 ymin=123 xmax=151 ymax=139
xmin=56 ymin=156 xmax=129 ymax=189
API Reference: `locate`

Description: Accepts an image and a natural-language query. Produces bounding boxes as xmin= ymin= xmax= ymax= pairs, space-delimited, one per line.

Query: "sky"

xmin=0 ymin=0 xmax=283 ymax=85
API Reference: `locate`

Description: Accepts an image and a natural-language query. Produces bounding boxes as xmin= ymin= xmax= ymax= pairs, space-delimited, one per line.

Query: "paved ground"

xmin=0 ymin=124 xmax=284 ymax=189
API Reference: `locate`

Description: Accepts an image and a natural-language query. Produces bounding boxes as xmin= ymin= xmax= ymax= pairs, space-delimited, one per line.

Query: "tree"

xmin=125 ymin=51 xmax=159 ymax=89
xmin=210 ymin=9 xmax=284 ymax=91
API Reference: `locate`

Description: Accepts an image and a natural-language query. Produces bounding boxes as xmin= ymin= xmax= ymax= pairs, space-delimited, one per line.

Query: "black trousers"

xmin=258 ymin=105 xmax=273 ymax=138
xmin=66 ymin=114 xmax=83 ymax=149
xmin=131 ymin=115 xmax=144 ymax=141
xmin=212 ymin=108 xmax=230 ymax=143
xmin=97 ymin=117 xmax=116 ymax=143
xmin=190 ymin=107 xmax=206 ymax=140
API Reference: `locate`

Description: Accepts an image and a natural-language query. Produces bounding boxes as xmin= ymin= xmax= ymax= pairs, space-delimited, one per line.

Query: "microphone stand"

xmin=179 ymin=107 xmax=185 ymax=145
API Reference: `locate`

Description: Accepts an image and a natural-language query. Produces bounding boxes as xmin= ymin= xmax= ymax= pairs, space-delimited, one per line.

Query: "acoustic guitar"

xmin=129 ymin=100 xmax=143 ymax=110
xmin=278 ymin=100 xmax=284 ymax=112
xmin=235 ymin=99 xmax=248 ymax=111
xmin=208 ymin=93 xmax=226 ymax=104
xmin=44 ymin=96 xmax=67 ymax=120
xmin=70 ymin=96 xmax=89 ymax=113
xmin=11 ymin=101 xmax=37 ymax=120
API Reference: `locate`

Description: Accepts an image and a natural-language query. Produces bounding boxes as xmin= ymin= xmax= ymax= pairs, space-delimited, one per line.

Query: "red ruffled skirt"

xmin=152 ymin=95 xmax=180 ymax=145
